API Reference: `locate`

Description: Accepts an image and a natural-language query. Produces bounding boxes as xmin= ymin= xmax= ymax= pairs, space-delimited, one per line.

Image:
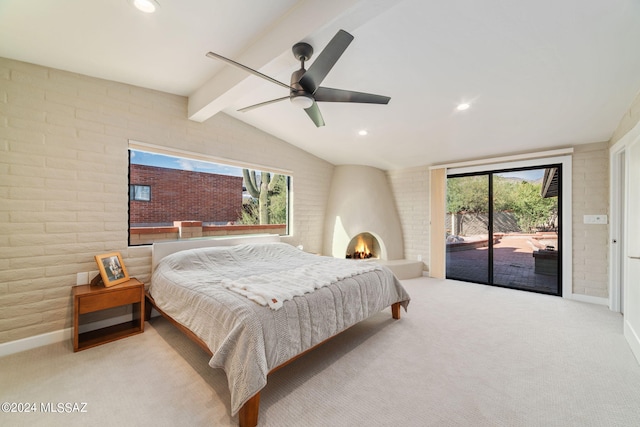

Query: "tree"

xmin=446 ymin=174 xmax=557 ymax=234
xmin=510 ymin=181 xmax=557 ymax=232
xmin=446 ymin=175 xmax=489 ymax=214
xmin=447 ymin=175 xmax=489 ymax=235
xmin=267 ymin=174 xmax=287 ymax=224
xmin=241 ymin=169 xmax=287 ymax=225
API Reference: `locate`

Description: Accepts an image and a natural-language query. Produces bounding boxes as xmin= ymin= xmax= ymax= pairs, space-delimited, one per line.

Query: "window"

xmin=129 ymin=185 xmax=150 ymax=201
xmin=128 ymin=148 xmax=291 ymax=246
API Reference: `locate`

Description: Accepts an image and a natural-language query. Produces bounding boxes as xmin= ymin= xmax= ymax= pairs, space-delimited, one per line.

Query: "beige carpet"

xmin=2 ymin=277 xmax=640 ymax=427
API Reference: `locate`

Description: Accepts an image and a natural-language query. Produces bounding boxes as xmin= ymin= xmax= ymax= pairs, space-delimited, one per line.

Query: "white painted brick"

xmin=0 ymin=289 xmax=44 ymax=309
xmin=0 ymin=221 xmax=44 ymax=235
xmin=3 ymin=174 xmax=45 ymax=188
xmin=7 ymin=322 xmax=67 ymax=341
xmin=0 ymin=313 xmax=43 ymax=332
xmin=10 ymin=210 xmax=76 ymax=223
xmin=571 ymin=143 xmax=609 ymax=297
xmin=387 ymin=166 xmax=430 ymax=267
xmin=0 ymin=101 xmax=45 ymax=122
xmin=41 ymin=305 xmax=73 ymax=325
xmin=0 ymin=266 xmax=46 ymax=285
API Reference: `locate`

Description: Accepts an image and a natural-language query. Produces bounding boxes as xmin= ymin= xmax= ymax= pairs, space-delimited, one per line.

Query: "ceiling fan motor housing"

xmin=290 ymin=68 xmax=307 ymax=93
xmin=289 ymin=68 xmax=314 ymax=108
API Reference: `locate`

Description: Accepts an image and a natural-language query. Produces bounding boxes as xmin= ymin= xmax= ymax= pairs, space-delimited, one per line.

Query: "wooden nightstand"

xmin=73 ymin=278 xmax=145 ymax=352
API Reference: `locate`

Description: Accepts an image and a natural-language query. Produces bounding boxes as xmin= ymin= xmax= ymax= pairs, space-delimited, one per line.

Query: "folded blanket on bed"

xmin=220 ymin=257 xmax=382 ymax=310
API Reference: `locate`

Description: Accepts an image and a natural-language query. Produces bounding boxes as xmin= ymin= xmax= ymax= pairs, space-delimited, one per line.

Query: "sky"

xmin=130 ymin=150 xmax=244 ymax=177
xmin=497 ymin=169 xmax=544 ymax=182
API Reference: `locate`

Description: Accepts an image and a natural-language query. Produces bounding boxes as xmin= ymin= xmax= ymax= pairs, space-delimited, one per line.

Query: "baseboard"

xmin=624 ymin=320 xmax=640 ymax=365
xmin=0 ymin=314 xmax=135 ymax=358
xmin=567 ymin=292 xmax=608 ymax=306
xmin=0 ymin=328 xmax=72 ymax=358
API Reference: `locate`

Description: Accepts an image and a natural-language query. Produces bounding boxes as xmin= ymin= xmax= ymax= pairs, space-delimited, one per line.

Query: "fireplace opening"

xmin=346 ymin=232 xmax=381 ymax=259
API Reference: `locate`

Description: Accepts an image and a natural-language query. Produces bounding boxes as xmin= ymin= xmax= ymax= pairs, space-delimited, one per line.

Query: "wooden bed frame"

xmin=145 ymin=293 xmax=401 ymax=427
xmin=146 ymin=235 xmax=403 ymax=427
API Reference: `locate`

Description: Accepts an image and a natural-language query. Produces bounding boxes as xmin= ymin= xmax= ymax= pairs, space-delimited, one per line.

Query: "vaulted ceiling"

xmin=2 ymin=0 xmax=640 ymax=170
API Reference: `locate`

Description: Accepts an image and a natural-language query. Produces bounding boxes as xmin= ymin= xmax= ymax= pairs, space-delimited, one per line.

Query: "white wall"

xmin=0 ymin=57 xmax=334 ymax=344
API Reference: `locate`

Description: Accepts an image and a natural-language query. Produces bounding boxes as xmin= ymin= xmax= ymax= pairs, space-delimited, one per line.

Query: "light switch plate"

xmin=76 ymin=272 xmax=89 ymax=286
xmin=583 ymin=214 xmax=608 ymax=224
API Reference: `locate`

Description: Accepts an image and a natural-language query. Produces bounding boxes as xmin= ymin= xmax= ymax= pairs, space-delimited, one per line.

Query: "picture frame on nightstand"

xmin=95 ymin=252 xmax=129 ymax=287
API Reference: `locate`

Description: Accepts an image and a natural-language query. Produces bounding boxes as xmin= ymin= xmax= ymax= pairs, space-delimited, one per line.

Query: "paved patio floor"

xmin=446 ymin=235 xmax=559 ymax=294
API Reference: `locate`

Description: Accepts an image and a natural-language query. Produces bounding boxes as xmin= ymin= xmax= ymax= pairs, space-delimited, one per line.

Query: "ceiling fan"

xmin=206 ymin=29 xmax=390 ymax=127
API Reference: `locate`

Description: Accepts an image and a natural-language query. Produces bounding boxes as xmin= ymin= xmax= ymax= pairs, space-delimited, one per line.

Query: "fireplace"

xmin=323 ymin=165 xmax=403 ymax=261
xmin=323 ymin=165 xmax=424 ymax=280
xmin=346 ymin=232 xmax=381 ymax=259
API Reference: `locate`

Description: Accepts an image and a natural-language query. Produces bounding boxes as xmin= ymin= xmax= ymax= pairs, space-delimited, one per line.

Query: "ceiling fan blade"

xmin=299 ymin=30 xmax=354 ymax=94
xmin=304 ymin=102 xmax=325 ymax=127
xmin=206 ymin=52 xmax=293 ymax=91
xmin=314 ymin=87 xmax=390 ymax=104
xmin=238 ymin=96 xmax=290 ymax=112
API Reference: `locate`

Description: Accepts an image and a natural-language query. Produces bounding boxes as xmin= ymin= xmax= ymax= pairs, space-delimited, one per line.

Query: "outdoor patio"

xmin=446 ymin=235 xmax=559 ymax=294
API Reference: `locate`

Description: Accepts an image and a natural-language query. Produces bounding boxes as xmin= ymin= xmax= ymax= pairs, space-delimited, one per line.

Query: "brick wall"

xmin=571 ymin=141 xmax=609 ymax=298
xmin=0 ymin=57 xmax=334 ymax=344
xmin=129 ymin=164 xmax=243 ymax=225
xmin=386 ymin=166 xmax=430 ymax=270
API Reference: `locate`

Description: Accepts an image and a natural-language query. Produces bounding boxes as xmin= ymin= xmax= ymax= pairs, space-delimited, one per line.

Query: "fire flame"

xmin=346 ymin=234 xmax=375 ymax=259
xmin=355 ymin=235 xmax=370 ymax=256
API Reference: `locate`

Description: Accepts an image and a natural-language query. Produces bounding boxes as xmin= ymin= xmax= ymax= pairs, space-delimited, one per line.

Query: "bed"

xmin=146 ymin=235 xmax=410 ymax=426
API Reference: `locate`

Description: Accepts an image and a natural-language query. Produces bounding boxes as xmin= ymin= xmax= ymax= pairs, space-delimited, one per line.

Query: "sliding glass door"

xmin=445 ymin=174 xmax=490 ymax=283
xmin=445 ymin=165 xmax=561 ymax=296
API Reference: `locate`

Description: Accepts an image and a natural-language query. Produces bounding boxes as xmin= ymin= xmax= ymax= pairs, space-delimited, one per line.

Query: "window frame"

xmin=129 ymin=184 xmax=151 ymax=201
xmin=127 ymin=142 xmax=292 ymax=246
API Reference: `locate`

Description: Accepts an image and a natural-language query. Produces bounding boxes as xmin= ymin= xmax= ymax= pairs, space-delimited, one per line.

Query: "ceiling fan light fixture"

xmin=290 ymin=93 xmax=314 ymax=109
xmin=130 ymin=0 xmax=159 ymax=13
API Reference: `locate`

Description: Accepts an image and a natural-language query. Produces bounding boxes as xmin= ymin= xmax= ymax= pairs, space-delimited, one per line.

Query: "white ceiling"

xmin=2 ymin=0 xmax=640 ymax=170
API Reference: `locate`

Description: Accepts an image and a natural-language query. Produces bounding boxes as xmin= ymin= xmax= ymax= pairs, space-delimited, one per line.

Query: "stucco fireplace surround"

xmin=323 ymin=165 xmax=423 ymax=279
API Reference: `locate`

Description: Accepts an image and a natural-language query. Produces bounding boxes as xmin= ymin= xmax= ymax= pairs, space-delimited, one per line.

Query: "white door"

xmin=610 ymin=149 xmax=625 ymax=312
xmin=625 ymin=135 xmax=640 ymax=361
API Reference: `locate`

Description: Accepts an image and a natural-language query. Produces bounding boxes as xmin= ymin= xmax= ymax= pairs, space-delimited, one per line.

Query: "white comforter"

xmin=150 ymin=242 xmax=411 ymax=415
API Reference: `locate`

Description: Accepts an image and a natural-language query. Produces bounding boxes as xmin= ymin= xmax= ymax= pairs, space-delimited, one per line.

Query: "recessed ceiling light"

xmin=358 ymin=130 xmax=368 ymax=136
xmin=130 ymin=0 xmax=160 ymax=13
xmin=456 ymin=103 xmax=471 ymax=111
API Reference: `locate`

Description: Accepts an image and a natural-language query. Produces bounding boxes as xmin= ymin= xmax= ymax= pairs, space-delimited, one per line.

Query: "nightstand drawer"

xmin=78 ymin=288 xmax=141 ymax=314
